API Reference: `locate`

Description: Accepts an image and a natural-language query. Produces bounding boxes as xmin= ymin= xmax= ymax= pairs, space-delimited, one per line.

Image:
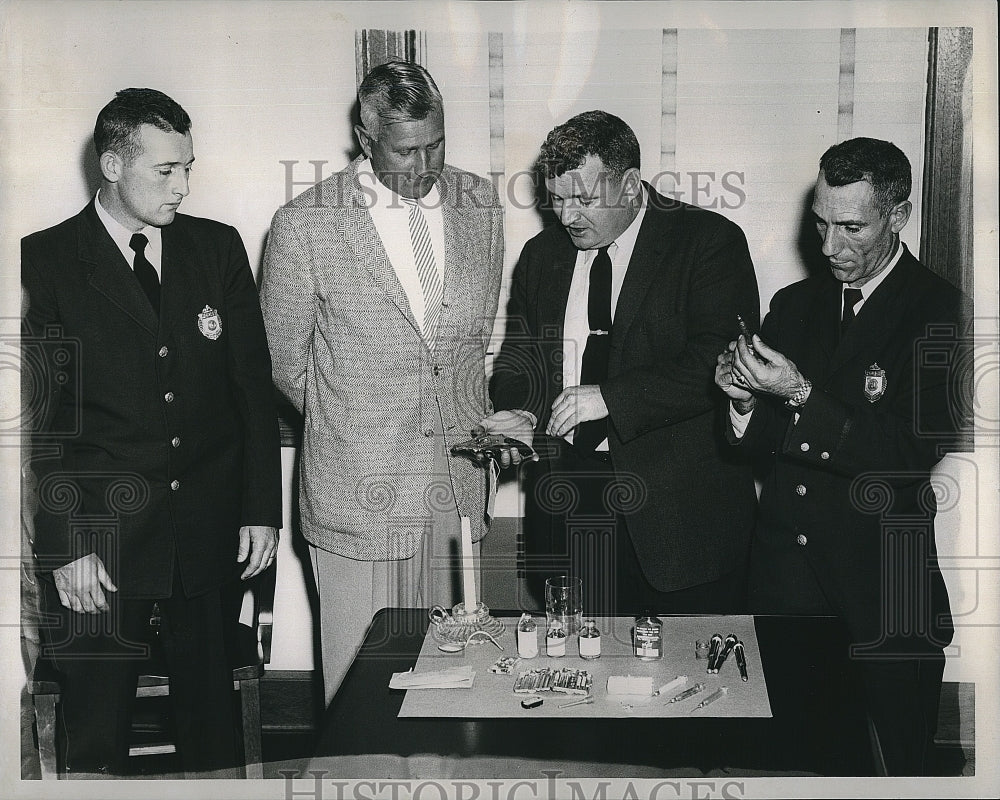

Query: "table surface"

xmin=312 ymin=608 xmax=879 ymax=777
xmin=399 ymin=615 xmax=772 ymax=720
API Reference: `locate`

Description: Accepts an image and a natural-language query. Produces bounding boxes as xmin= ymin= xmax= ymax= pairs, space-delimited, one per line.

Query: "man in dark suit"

xmin=715 ymin=137 xmax=971 ymax=775
xmin=21 ymin=88 xmax=281 ymax=776
xmin=484 ymin=110 xmax=759 ymax=615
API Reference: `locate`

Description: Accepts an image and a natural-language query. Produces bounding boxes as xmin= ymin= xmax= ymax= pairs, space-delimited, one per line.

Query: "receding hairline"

xmin=358 ymin=94 xmax=443 ymax=139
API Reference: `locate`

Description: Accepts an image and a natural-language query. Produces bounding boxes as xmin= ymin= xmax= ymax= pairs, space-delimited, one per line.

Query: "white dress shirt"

xmin=729 ymin=239 xmax=906 ymax=438
xmin=358 ymin=158 xmax=445 ymax=338
xmin=561 ymin=187 xmax=648 ymax=448
xmin=95 ymin=190 xmax=163 ymax=280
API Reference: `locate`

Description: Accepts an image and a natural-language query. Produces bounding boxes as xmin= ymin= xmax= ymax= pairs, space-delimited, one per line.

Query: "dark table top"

xmin=313 ymin=609 xmax=879 ymax=777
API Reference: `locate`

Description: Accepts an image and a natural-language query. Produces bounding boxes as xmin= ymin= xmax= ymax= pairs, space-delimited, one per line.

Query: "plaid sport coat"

xmin=261 ymin=157 xmax=504 ymax=559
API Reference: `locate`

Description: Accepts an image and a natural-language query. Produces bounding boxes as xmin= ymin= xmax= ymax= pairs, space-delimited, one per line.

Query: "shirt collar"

xmin=610 ymin=183 xmax=647 ymax=257
xmin=852 ymin=238 xmax=904 ymax=300
xmin=94 ymin=190 xmax=161 ymax=260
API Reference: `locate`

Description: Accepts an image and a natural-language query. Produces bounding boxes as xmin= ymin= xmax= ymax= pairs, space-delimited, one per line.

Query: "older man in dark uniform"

xmin=716 ymin=137 xmax=971 ymax=775
xmin=21 ymin=88 xmax=281 ymax=776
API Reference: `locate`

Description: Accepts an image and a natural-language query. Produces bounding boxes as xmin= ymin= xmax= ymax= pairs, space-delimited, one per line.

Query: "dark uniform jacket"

xmin=732 ymin=246 xmax=971 ymax=653
xmin=492 ymin=185 xmax=760 ymax=592
xmin=22 ymin=201 xmax=281 ymax=598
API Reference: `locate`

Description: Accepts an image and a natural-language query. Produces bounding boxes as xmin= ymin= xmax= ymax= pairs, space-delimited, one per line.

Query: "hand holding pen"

xmin=736 ymin=314 xmax=757 ymax=356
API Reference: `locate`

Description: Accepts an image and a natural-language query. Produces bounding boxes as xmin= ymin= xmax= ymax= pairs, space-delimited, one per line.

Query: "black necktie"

xmin=129 ymin=233 xmax=160 ymax=316
xmin=840 ymin=287 xmax=863 ymax=337
xmin=575 ymin=246 xmax=612 ymax=451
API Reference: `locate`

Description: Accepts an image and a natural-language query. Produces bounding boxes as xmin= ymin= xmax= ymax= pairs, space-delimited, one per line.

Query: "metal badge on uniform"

xmin=197 ymin=305 xmax=223 ymax=340
xmin=864 ymin=362 xmax=886 ymax=402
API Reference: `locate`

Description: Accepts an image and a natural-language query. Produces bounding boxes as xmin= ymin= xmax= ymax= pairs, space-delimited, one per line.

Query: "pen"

xmin=734 ymin=641 xmax=748 ymax=682
xmin=666 ymin=682 xmax=706 ymax=704
xmin=559 ymin=696 xmax=594 ymax=709
xmin=654 ymin=676 xmax=687 ymax=696
xmin=706 ymin=634 xmax=723 ymax=671
xmin=711 ymin=634 xmax=738 ymax=674
xmin=737 ymin=314 xmax=757 ymax=354
xmin=691 ymin=686 xmax=728 ymax=712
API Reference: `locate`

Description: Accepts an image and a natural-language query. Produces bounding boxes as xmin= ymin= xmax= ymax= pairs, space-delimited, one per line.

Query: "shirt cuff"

xmin=729 ymin=402 xmax=753 ymax=439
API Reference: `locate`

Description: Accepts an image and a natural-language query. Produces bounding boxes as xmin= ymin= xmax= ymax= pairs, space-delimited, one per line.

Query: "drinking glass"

xmin=544 ymin=575 xmax=583 ymax=637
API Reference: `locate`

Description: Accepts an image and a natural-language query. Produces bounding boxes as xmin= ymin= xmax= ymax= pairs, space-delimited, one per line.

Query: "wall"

xmin=3 ymin=2 xmax=996 ymax=694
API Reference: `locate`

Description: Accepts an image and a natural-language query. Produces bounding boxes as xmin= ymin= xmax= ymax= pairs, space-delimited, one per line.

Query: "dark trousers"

xmin=39 ymin=570 xmax=237 ymax=776
xmin=749 ymin=536 xmax=944 ymax=775
xmin=524 ymin=439 xmax=746 ymax=617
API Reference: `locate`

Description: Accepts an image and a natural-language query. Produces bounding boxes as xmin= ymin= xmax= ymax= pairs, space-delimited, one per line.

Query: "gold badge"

xmin=864 ymin=362 xmax=886 ymax=402
xmin=197 ymin=305 xmax=223 ymax=340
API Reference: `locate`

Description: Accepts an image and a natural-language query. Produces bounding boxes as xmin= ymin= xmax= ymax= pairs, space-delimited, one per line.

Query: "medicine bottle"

xmin=634 ymin=613 xmax=663 ymax=660
xmin=516 ymin=612 xmax=538 ymax=658
xmin=578 ymin=618 xmax=601 ymax=659
xmin=545 ymin=618 xmax=567 ymax=657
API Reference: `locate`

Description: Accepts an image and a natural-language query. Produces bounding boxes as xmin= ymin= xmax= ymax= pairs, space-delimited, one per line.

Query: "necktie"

xmin=129 ymin=233 xmax=160 ymax=316
xmin=404 ymin=199 xmax=443 ymax=345
xmin=575 ymin=245 xmax=613 ymax=451
xmin=841 ymin=287 xmax=863 ymax=337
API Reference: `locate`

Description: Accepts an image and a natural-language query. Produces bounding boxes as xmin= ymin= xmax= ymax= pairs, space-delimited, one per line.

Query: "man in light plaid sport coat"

xmin=260 ymin=61 xmax=504 ymax=703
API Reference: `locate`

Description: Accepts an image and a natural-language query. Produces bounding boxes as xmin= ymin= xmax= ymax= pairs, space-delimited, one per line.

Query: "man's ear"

xmin=622 ymin=167 xmax=642 ymax=200
xmin=99 ymin=151 xmax=122 ymax=183
xmin=888 ymin=200 xmax=912 ymax=234
xmin=621 ymin=167 xmax=642 ymax=204
xmin=354 ymin=124 xmax=374 ymax=159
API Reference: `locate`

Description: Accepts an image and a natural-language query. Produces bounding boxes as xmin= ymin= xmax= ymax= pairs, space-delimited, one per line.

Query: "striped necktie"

xmin=403 ymin=198 xmax=443 ymax=345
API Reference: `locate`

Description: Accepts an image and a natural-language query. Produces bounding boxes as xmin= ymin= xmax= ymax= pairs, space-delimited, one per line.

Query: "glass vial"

xmin=516 ymin=612 xmax=538 ymax=658
xmin=634 ymin=614 xmax=663 ymax=660
xmin=546 ymin=618 xmax=567 ymax=657
xmin=578 ymin=618 xmax=601 ymax=659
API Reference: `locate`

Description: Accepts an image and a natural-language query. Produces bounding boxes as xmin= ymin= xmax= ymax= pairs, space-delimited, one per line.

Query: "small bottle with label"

xmin=633 ymin=613 xmax=663 ymax=661
xmin=546 ymin=618 xmax=567 ymax=657
xmin=516 ymin=612 xmax=538 ymax=658
xmin=578 ymin=618 xmax=601 ymax=660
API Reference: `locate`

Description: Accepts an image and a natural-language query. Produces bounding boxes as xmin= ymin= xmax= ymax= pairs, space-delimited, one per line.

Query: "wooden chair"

xmin=27 ymin=567 xmax=276 ymax=779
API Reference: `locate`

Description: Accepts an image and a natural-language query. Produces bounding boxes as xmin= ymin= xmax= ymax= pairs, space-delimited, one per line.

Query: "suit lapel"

xmin=440 ymin=168 xmax=466 ymax=344
xmin=800 ymin=279 xmax=840 ymax=380
xmin=610 ymin=191 xmax=671 ymax=349
xmin=339 ymin=162 xmax=421 ymax=337
xmin=159 ymin=222 xmax=203 ymax=342
xmin=538 ymin=233 xmax=578 ymax=334
xmin=79 ymin=202 xmax=158 ymax=335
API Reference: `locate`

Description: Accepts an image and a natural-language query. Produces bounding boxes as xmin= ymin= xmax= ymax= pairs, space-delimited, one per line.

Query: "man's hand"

xmin=716 ymin=339 xmax=756 ymax=414
xmin=475 ymin=410 xmax=538 ymax=468
xmin=237 ymin=526 xmax=279 ymax=580
xmin=732 ymin=334 xmax=806 ymax=401
xmin=547 ymin=385 xmax=608 ymax=438
xmin=52 ymin=553 xmax=118 ymax=614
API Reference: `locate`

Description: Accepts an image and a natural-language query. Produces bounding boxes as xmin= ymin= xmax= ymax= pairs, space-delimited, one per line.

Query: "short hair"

xmin=94 ymin=88 xmax=191 ymax=162
xmin=358 ymin=60 xmax=443 ymax=140
xmin=819 ymin=137 xmax=912 ymax=216
xmin=538 ymin=110 xmax=640 ymax=181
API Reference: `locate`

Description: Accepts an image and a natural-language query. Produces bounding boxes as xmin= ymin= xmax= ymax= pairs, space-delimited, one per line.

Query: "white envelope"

xmin=389 ymin=666 xmax=476 ymax=690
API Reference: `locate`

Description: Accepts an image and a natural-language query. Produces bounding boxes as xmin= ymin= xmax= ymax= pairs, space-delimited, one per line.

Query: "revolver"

xmin=450 ymin=432 xmax=536 ymax=463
